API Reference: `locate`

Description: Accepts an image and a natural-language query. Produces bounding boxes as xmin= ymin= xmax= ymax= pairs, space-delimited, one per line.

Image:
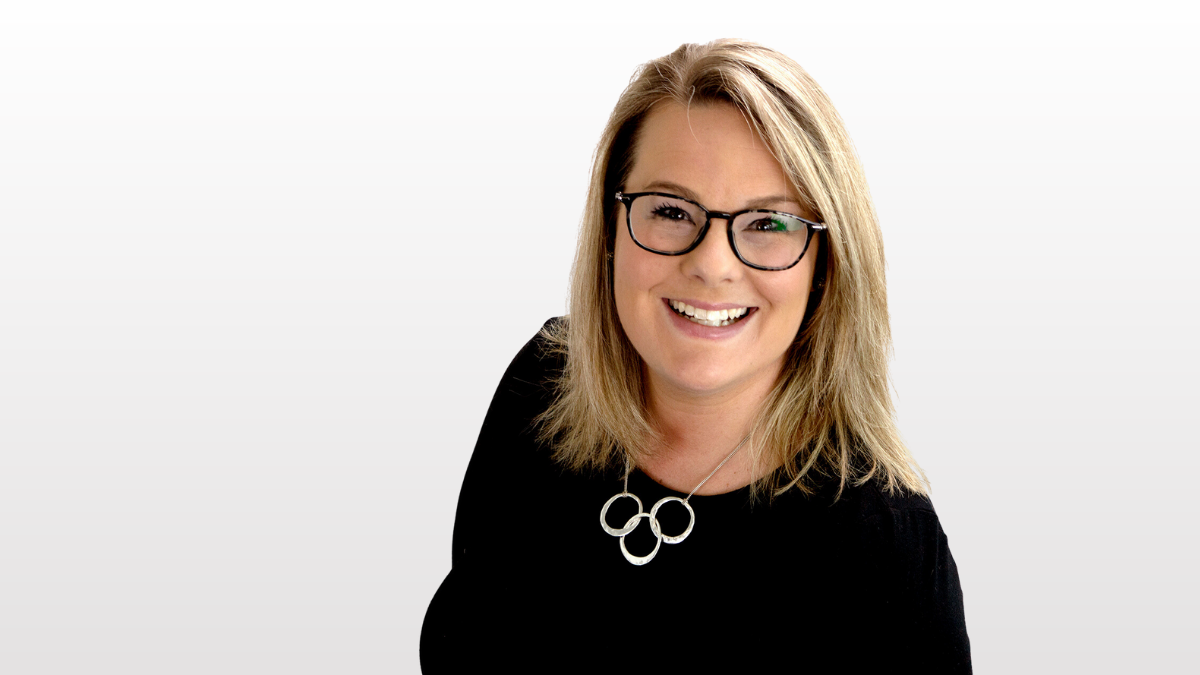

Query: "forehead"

xmin=627 ymin=101 xmax=800 ymax=208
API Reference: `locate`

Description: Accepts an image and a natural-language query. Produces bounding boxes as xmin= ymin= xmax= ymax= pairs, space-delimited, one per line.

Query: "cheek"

xmin=613 ymin=234 xmax=662 ymax=311
xmin=612 ymin=235 xmax=647 ymax=329
xmin=762 ymin=267 xmax=816 ymax=328
xmin=612 ymin=236 xmax=632 ymax=311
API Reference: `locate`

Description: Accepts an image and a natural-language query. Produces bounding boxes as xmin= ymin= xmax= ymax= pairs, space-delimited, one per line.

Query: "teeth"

xmin=668 ymin=300 xmax=750 ymax=327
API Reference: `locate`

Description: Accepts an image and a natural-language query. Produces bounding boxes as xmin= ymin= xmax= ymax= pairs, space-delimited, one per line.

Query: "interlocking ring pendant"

xmin=600 ymin=492 xmax=696 ymax=565
xmin=650 ymin=496 xmax=695 ymax=544
xmin=599 ymin=492 xmax=643 ymax=536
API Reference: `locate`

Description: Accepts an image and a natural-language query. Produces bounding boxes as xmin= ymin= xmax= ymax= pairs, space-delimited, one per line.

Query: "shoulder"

xmin=490 ymin=317 xmax=565 ymax=410
xmin=804 ymin=478 xmax=956 ymax=594
xmin=852 ymin=478 xmax=939 ymax=523
xmin=501 ymin=317 xmax=565 ymax=381
xmin=833 ymin=478 xmax=947 ymax=555
xmin=770 ymin=476 xmax=951 ymax=575
xmin=449 ymin=318 xmax=569 ymax=564
xmin=837 ymin=480 xmax=972 ymax=666
xmin=468 ymin=317 xmax=567 ymax=454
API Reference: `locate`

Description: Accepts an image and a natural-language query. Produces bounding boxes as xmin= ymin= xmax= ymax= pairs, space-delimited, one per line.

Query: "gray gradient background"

xmin=1 ymin=1 xmax=1196 ymax=673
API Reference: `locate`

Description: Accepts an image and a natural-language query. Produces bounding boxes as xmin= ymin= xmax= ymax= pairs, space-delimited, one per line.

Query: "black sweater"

xmin=421 ymin=319 xmax=971 ymax=673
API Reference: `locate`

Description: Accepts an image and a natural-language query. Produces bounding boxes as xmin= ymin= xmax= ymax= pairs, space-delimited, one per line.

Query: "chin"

xmin=658 ymin=361 xmax=742 ymax=395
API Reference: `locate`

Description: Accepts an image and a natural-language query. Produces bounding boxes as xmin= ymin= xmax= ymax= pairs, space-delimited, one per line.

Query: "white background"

xmin=1 ymin=1 xmax=1196 ymax=673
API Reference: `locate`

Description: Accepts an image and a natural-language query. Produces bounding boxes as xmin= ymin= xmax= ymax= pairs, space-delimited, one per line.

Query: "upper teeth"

xmin=669 ymin=300 xmax=748 ymax=322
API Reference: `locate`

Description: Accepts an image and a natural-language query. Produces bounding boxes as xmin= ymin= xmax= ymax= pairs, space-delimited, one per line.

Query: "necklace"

xmin=599 ymin=433 xmax=751 ymax=565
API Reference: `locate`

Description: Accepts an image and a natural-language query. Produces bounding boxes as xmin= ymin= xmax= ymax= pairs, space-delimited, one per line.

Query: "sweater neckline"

xmin=625 ymin=466 xmax=753 ymax=507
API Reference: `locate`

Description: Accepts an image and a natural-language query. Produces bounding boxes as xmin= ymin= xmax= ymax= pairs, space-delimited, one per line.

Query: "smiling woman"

xmin=612 ymin=103 xmax=823 ymax=478
xmin=422 ymin=39 xmax=971 ymax=672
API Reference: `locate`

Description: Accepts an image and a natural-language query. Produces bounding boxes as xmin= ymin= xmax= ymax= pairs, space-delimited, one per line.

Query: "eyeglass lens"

xmin=628 ymin=194 xmax=810 ymax=269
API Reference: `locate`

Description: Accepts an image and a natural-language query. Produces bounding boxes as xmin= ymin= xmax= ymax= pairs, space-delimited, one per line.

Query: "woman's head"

xmin=539 ymin=39 xmax=925 ymax=498
xmin=613 ymin=100 xmax=821 ymax=404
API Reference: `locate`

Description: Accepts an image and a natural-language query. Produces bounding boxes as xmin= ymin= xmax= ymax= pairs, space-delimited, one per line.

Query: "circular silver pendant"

xmin=617 ymin=512 xmax=661 ymax=565
xmin=649 ymin=496 xmax=695 ymax=544
xmin=600 ymin=492 xmax=644 ymax=536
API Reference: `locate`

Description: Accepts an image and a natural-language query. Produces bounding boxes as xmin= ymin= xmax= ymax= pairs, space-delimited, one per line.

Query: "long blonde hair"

xmin=535 ymin=39 xmax=927 ymax=500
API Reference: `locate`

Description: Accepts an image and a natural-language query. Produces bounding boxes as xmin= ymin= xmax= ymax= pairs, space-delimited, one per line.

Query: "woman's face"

xmin=613 ymin=101 xmax=820 ymax=401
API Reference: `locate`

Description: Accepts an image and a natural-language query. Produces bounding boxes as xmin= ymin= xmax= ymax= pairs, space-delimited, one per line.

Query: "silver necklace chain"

xmin=600 ymin=433 xmax=751 ymax=566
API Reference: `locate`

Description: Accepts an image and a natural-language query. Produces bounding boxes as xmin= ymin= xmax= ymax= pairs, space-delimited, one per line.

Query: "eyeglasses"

xmin=615 ymin=191 xmax=826 ymax=271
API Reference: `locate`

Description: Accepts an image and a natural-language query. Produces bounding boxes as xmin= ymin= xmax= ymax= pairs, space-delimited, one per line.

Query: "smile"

xmin=667 ymin=299 xmax=752 ymax=327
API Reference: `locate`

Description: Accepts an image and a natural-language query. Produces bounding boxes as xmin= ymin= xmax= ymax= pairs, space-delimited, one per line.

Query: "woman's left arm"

xmin=883 ymin=499 xmax=973 ymax=672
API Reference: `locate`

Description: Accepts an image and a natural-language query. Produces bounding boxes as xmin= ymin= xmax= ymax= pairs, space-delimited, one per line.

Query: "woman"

xmin=422 ymin=40 xmax=970 ymax=672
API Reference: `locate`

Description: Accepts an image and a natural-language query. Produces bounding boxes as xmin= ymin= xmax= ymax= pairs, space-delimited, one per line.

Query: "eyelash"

xmin=651 ymin=204 xmax=690 ymax=219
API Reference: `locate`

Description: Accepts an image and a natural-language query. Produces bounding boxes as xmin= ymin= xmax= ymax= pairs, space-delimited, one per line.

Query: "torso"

xmin=420 ymin=319 xmax=971 ymax=673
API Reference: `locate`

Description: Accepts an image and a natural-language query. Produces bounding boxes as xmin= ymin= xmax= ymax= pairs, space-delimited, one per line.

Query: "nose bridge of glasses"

xmin=690 ymin=211 xmax=742 ymax=266
xmin=701 ymin=210 xmax=745 ymax=253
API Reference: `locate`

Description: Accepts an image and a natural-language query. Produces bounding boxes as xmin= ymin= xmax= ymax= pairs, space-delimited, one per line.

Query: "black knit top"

xmin=421 ymin=319 xmax=971 ymax=673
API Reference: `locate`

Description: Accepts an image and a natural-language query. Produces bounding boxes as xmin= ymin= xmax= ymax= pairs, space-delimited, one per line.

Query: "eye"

xmin=650 ymin=204 xmax=694 ymax=222
xmin=747 ymin=216 xmax=792 ymax=232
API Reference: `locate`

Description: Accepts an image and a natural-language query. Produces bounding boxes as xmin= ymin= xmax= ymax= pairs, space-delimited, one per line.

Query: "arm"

xmin=871 ymin=496 xmax=973 ymax=672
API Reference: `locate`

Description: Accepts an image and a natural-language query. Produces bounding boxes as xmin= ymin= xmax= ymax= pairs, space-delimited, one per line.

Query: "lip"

xmin=665 ymin=297 xmax=756 ymax=311
xmin=662 ymin=298 xmax=755 ymax=340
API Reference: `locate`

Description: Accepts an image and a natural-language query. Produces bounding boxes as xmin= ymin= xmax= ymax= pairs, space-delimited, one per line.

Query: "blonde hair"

xmin=535 ymin=39 xmax=927 ymax=500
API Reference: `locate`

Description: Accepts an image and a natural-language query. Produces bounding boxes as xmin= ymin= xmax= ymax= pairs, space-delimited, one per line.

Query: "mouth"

xmin=666 ymin=299 xmax=755 ymax=327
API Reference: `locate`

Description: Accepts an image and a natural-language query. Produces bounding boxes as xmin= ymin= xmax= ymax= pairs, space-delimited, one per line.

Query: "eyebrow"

xmin=639 ymin=180 xmax=801 ymax=211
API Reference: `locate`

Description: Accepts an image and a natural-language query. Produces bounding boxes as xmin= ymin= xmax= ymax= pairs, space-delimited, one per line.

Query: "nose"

xmin=681 ymin=217 xmax=741 ymax=285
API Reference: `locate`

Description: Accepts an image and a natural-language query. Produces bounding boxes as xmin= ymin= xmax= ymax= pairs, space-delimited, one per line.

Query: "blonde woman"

xmin=422 ymin=40 xmax=970 ymax=672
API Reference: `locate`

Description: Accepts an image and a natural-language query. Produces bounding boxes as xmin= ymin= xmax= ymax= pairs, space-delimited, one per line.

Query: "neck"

xmin=639 ymin=363 xmax=782 ymax=495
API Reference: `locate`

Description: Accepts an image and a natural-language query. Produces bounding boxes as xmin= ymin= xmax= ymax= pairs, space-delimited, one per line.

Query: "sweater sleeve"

xmin=420 ymin=319 xmax=564 ymax=673
xmin=448 ymin=318 xmax=562 ymax=570
xmin=877 ymin=499 xmax=972 ymax=672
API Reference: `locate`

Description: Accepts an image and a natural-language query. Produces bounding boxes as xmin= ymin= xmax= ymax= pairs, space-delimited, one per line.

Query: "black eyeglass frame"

xmin=614 ymin=191 xmax=827 ymax=271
